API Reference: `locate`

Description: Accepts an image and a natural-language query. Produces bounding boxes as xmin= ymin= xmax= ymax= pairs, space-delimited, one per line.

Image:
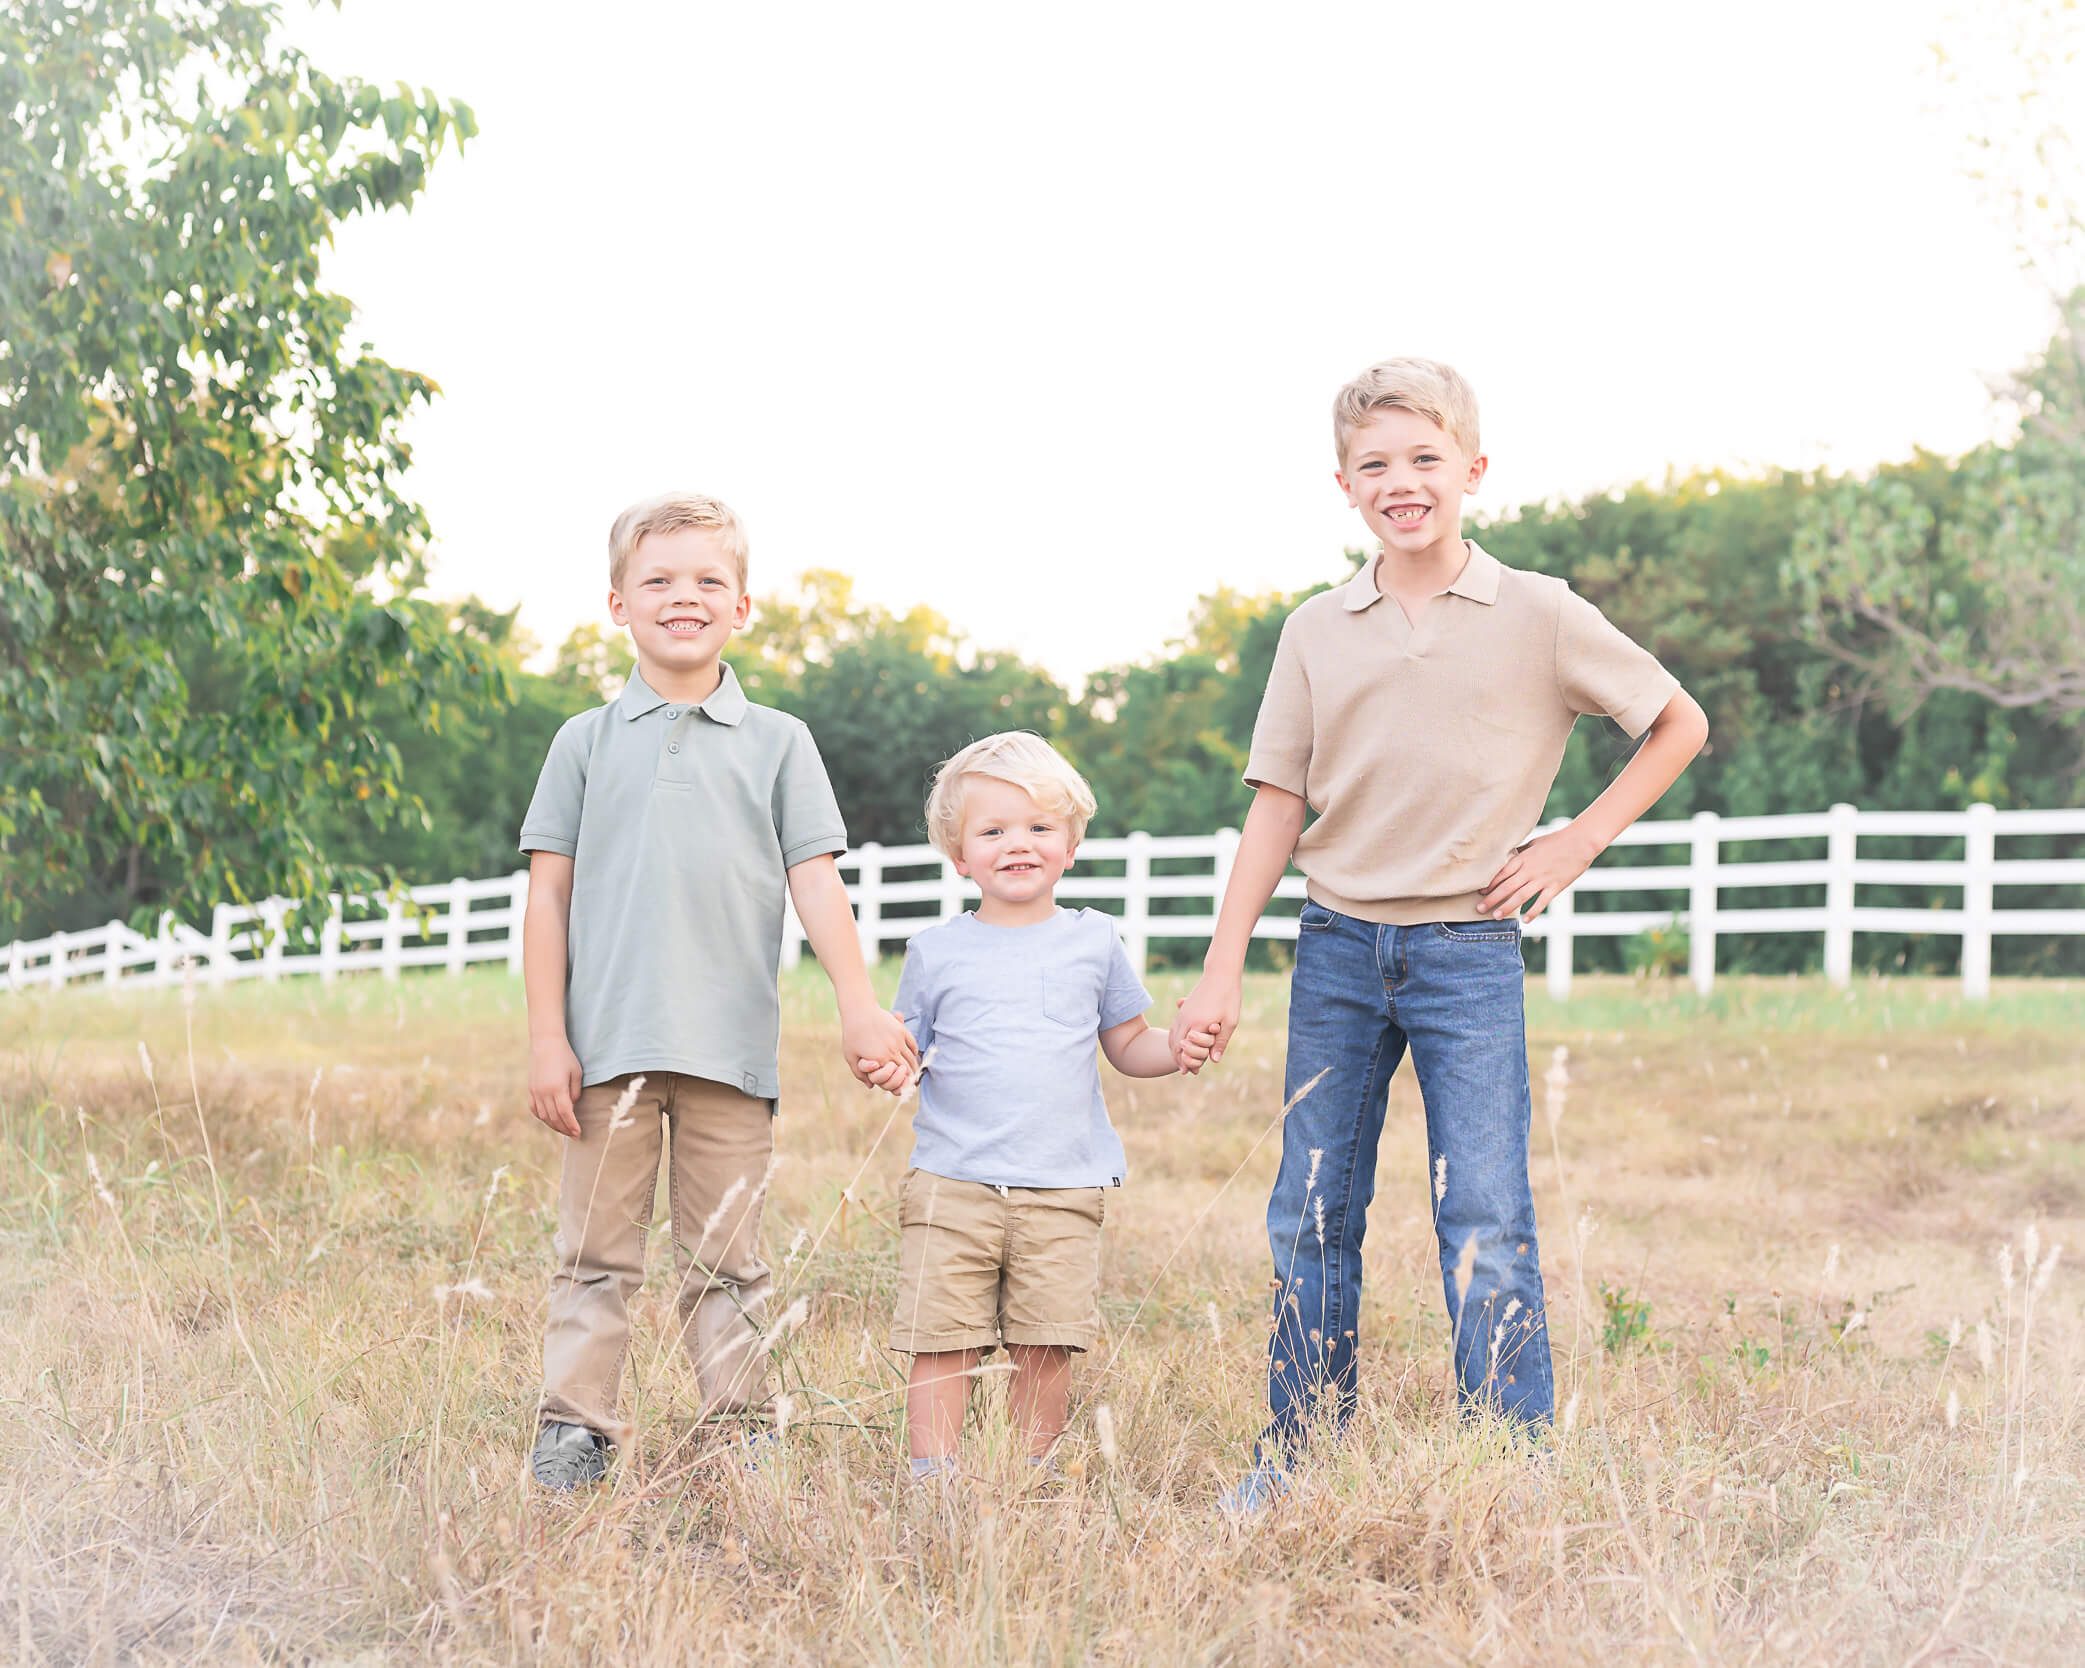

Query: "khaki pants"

xmin=540 ymin=1072 xmax=774 ymax=1435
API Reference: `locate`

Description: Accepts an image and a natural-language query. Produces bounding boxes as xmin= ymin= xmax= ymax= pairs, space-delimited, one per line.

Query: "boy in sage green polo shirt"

xmin=518 ymin=490 xmax=917 ymax=1491
xmin=1171 ymin=360 xmax=1709 ymax=1514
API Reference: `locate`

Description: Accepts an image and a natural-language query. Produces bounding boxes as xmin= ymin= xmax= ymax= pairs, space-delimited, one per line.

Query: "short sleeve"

xmin=1242 ymin=613 xmax=1312 ymax=795
xmin=1554 ymin=589 xmax=1679 ymax=739
xmin=518 ymin=713 xmax=593 ymax=857
xmin=773 ymin=722 xmax=849 ymax=868
xmin=895 ymin=939 xmax=937 ymax=1061
xmin=1098 ymin=922 xmax=1153 ymax=1029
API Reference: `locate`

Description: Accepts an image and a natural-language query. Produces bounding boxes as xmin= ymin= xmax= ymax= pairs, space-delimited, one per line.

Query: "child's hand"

xmin=856 ymin=1054 xmax=917 ymax=1097
xmin=528 ymin=1036 xmax=584 ymax=1138
xmin=842 ymin=1003 xmax=919 ymax=1094
xmin=1479 ymin=824 xmax=1599 ymax=923
xmin=1170 ymin=977 xmax=1241 ymax=1072
xmin=1174 ymin=1022 xmax=1222 ymax=1073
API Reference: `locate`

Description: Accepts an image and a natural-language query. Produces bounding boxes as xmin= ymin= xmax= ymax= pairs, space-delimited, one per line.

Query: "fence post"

xmin=1962 ymin=801 xmax=1996 ymax=1001
xmin=381 ymin=896 xmax=404 ymax=981
xmin=1824 ymin=801 xmax=1857 ymax=987
xmin=1211 ymin=827 xmax=1240 ymax=961
xmin=320 ymin=896 xmax=343 ymax=983
xmin=210 ymin=904 xmax=232 ymax=987
xmin=1545 ymin=884 xmax=1575 ymax=1002
xmin=446 ymin=876 xmax=471 ymax=975
xmin=939 ymin=849 xmax=965 ymax=925
xmin=1123 ymin=830 xmax=1152 ymax=974
xmin=47 ymin=929 xmax=67 ymax=990
xmin=506 ymin=871 xmax=529 ymax=975
xmin=154 ymin=912 xmax=176 ymax=987
xmin=104 ymin=920 xmax=125 ymax=986
xmin=855 ymin=844 xmax=884 ymax=967
xmin=9 ymin=937 xmax=23 ymax=991
xmin=1689 ymin=811 xmax=1720 ymax=997
xmin=260 ymin=899 xmax=286 ymax=983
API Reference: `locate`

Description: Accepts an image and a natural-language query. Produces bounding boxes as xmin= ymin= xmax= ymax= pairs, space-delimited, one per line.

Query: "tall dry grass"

xmin=1 ymin=968 xmax=2080 ymax=1664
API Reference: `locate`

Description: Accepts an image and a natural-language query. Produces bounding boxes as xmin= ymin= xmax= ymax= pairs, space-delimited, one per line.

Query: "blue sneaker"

xmin=1217 ymin=1458 xmax=1290 ymax=1518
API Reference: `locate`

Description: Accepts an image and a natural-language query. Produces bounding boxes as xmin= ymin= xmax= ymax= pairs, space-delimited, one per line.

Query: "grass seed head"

xmin=607 ymin=1074 xmax=648 ymax=1132
xmin=759 ymin=1296 xmax=811 ymax=1358
xmin=1094 ymin=1402 xmax=1118 ymax=1465
xmin=700 ymin=1174 xmax=751 ymax=1246
xmin=1453 ymin=1233 xmax=1478 ymax=1308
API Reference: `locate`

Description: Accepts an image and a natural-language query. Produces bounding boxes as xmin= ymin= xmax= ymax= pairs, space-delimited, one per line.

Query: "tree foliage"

xmin=735 ymin=571 xmax=1067 ymax=846
xmin=0 ymin=0 xmax=504 ymax=938
xmin=1787 ymin=294 xmax=2085 ymax=733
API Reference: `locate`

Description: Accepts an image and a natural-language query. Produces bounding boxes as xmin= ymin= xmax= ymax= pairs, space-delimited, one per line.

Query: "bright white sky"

xmin=294 ymin=0 xmax=2057 ymax=685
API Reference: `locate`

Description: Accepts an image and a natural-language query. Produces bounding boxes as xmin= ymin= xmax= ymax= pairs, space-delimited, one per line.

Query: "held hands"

xmin=1480 ymin=823 xmax=1600 ymax=923
xmin=844 ymin=1003 xmax=920 ymax=1098
xmin=1168 ymin=976 xmax=1240 ymax=1074
xmin=528 ymin=1036 xmax=585 ymax=1138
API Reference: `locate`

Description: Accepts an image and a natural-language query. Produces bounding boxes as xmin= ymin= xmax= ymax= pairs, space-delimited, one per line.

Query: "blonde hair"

xmin=608 ymin=490 xmax=749 ymax=592
xmin=925 ymin=732 xmax=1098 ymax=858
xmin=1332 ymin=358 xmax=1481 ymax=465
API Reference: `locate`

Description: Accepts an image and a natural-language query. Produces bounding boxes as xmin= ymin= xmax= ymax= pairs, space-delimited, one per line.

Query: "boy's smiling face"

xmin=609 ymin=526 xmax=750 ymax=691
xmin=950 ymin=777 xmax=1077 ymax=914
xmin=1336 ymin=407 xmax=1488 ymax=559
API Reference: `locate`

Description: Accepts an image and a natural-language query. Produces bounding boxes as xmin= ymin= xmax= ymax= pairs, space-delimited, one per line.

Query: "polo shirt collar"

xmin=1340 ymin=539 xmax=1502 ymax=611
xmin=615 ymin=661 xmax=749 ymax=726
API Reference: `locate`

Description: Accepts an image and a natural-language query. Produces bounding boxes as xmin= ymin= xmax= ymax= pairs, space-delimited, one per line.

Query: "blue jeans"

xmin=1264 ymin=901 xmax=1554 ymax=1452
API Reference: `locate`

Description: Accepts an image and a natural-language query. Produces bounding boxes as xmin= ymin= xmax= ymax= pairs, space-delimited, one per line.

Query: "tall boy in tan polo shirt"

xmin=1172 ymin=360 xmax=1708 ymax=1513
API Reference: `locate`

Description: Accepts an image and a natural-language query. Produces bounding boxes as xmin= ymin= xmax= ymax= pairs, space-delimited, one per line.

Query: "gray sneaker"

xmin=531 ymin=1422 xmax=610 ymax=1491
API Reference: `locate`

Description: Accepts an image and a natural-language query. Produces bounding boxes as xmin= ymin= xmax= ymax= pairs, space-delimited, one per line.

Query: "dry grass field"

xmin=2 ymin=966 xmax=2081 ymax=1665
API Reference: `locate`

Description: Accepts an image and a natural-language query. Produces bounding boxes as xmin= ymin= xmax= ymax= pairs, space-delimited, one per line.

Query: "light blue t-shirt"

xmin=895 ymin=908 xmax=1152 ymax=1189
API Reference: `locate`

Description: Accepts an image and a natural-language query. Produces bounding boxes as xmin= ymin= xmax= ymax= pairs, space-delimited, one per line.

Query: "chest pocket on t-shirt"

xmin=1041 ymin=967 xmax=1102 ymax=1029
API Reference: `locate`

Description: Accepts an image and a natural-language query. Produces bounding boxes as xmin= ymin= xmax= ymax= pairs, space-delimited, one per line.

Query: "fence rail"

xmin=6 ymin=803 xmax=2083 ymax=1002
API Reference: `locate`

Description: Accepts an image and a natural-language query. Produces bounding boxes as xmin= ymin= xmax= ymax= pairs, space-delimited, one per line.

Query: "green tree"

xmin=1063 ymin=582 xmax=1330 ymax=838
xmin=0 ymin=0 xmax=504 ymax=939
xmin=734 ymin=570 xmax=1066 ymax=846
xmin=301 ymin=607 xmax=601 ymax=885
xmin=1787 ymin=299 xmax=2085 ymax=743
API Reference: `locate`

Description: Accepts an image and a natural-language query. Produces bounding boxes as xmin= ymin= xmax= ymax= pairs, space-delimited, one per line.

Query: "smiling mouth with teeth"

xmin=1386 ymin=506 xmax=1428 ymax=522
xmin=662 ymin=618 xmax=708 ymax=633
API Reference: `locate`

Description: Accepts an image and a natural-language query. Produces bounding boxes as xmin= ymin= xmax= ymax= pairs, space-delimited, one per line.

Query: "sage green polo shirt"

xmin=519 ymin=661 xmax=847 ymax=1098
xmin=1244 ymin=542 xmax=1678 ymax=925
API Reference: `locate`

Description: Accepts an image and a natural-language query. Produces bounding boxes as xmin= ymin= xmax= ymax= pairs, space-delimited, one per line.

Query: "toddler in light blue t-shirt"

xmin=860 ymin=733 xmax=1217 ymax=1478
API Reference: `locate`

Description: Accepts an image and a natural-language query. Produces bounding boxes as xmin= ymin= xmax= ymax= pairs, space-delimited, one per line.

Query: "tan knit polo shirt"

xmin=1244 ymin=542 xmax=1678 ymax=925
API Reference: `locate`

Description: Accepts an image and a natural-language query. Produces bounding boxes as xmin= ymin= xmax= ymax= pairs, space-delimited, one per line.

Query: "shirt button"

xmin=668 ymin=742 xmax=681 ymax=754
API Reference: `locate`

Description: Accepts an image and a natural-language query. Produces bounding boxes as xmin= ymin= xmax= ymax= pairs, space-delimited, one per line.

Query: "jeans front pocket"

xmin=1432 ymin=918 xmax=1522 ymax=944
xmin=1298 ymin=900 xmax=1338 ymax=933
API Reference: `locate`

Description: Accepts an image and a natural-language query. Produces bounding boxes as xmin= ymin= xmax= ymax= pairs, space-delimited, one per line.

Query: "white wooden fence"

xmin=5 ymin=803 xmax=2082 ymax=1002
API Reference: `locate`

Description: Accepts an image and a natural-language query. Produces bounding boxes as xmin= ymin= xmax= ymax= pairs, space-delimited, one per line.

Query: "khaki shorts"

xmin=889 ymin=1169 xmax=1107 ymax=1355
